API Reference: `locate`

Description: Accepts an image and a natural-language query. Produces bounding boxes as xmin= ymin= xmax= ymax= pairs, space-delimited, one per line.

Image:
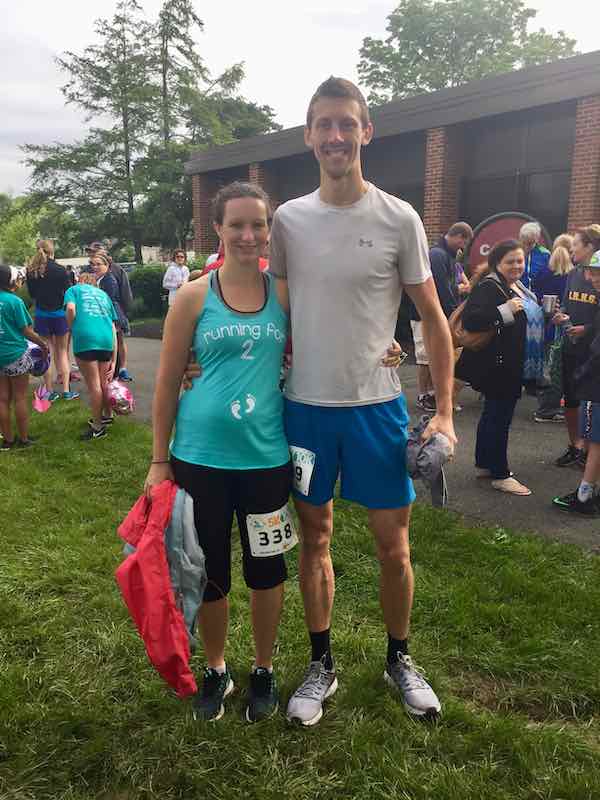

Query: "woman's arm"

xmin=22 ymin=325 xmax=49 ymax=354
xmin=462 ymin=281 xmax=522 ymax=332
xmin=145 ymin=279 xmax=208 ymax=495
xmin=65 ymin=301 xmax=76 ymax=329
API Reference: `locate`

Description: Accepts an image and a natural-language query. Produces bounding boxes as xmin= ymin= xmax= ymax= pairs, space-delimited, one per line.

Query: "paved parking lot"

xmin=120 ymin=337 xmax=599 ymax=551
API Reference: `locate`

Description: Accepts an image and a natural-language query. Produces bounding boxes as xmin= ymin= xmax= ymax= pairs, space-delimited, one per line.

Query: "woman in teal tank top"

xmin=144 ymin=182 xmax=292 ymax=723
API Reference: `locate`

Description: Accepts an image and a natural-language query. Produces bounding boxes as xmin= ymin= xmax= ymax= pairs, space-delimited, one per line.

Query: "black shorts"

xmin=562 ymin=347 xmax=581 ymax=409
xmin=170 ymin=457 xmax=292 ymax=602
xmin=75 ymin=350 xmax=113 ymax=362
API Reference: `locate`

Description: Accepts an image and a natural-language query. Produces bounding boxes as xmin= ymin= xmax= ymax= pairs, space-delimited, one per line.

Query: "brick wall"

xmin=191 ymin=174 xmax=219 ymax=255
xmin=423 ymin=126 xmax=463 ymax=244
xmin=567 ymin=95 xmax=600 ymax=231
xmin=248 ymin=161 xmax=281 ymax=209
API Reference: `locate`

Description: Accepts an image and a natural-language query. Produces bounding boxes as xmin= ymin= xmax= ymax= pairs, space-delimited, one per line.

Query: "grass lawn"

xmin=1 ymin=404 xmax=600 ymax=800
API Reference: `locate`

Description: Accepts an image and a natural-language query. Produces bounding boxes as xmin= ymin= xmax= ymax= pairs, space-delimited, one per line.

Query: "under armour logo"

xmin=359 ymin=238 xmax=373 ymax=247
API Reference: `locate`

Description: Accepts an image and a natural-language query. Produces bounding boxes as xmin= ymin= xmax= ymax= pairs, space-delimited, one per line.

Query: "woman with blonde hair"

xmin=26 ymin=240 xmax=79 ymax=402
xmin=532 ymin=233 xmax=573 ymax=306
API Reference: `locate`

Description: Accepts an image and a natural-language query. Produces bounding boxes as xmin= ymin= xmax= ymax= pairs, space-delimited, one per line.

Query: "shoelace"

xmin=201 ymin=668 xmax=225 ymax=698
xmin=391 ymin=656 xmax=430 ymax=691
xmin=251 ymin=669 xmax=273 ymax=696
xmin=294 ymin=663 xmax=332 ymax=700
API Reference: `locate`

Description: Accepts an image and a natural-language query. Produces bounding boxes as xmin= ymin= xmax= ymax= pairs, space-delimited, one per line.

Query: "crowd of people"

xmin=0 ymin=240 xmax=134 ymax=445
xmin=1 ymin=75 xmax=598 ymax=728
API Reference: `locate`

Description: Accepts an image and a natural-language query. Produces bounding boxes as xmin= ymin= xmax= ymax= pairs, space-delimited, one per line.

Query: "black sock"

xmin=310 ymin=629 xmax=333 ymax=670
xmin=387 ymin=634 xmax=408 ymax=664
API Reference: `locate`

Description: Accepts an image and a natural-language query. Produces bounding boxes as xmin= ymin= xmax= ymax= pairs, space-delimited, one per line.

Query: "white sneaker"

xmin=384 ymin=654 xmax=441 ymax=719
xmin=491 ymin=477 xmax=531 ymax=496
xmin=286 ymin=659 xmax=338 ymax=726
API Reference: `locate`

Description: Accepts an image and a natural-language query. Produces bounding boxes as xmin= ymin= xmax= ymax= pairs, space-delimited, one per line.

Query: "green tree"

xmin=24 ymin=0 xmax=155 ymax=263
xmin=23 ymin=1 xmax=281 ymax=257
xmin=358 ymin=0 xmax=578 ymax=104
xmin=0 ymin=200 xmax=40 ymax=265
xmin=140 ymin=0 xmax=278 ymax=250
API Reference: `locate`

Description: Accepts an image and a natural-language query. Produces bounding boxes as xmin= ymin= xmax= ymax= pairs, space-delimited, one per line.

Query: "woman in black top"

xmin=26 ymin=240 xmax=79 ymax=402
xmin=456 ymin=240 xmax=530 ymax=495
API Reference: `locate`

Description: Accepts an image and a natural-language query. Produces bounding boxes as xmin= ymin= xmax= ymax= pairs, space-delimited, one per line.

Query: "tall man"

xmin=269 ymin=77 xmax=456 ymax=725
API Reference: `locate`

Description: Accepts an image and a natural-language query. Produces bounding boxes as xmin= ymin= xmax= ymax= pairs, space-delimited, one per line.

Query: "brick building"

xmin=185 ymin=52 xmax=600 ymax=255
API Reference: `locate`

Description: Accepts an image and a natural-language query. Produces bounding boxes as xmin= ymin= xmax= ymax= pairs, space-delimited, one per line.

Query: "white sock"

xmin=253 ymin=664 xmax=273 ymax=673
xmin=212 ymin=663 xmax=226 ymax=674
xmin=577 ymin=481 xmax=594 ymax=503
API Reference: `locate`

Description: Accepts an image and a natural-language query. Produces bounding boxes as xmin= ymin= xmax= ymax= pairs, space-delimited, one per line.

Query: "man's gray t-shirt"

xmin=269 ymin=184 xmax=431 ymax=406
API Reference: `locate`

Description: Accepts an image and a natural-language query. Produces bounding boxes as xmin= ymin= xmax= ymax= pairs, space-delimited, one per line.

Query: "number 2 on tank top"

xmin=241 ymin=339 xmax=255 ymax=360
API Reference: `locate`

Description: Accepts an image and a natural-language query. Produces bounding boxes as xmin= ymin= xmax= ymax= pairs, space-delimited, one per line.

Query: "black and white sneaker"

xmin=552 ymin=491 xmax=600 ymax=517
xmin=554 ymin=446 xmax=584 ymax=468
xmin=88 ymin=415 xmax=114 ymax=427
xmin=246 ymin=668 xmax=279 ymax=722
xmin=384 ymin=654 xmax=441 ymax=720
xmin=416 ymin=393 xmax=436 ymax=413
xmin=193 ymin=667 xmax=234 ymax=722
xmin=533 ymin=411 xmax=564 ymax=423
xmin=0 ymin=438 xmax=15 ymax=451
xmin=81 ymin=425 xmax=107 ymax=441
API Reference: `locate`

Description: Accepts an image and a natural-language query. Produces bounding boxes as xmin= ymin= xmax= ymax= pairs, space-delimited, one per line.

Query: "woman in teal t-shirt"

xmin=144 ymin=182 xmax=292 ymax=725
xmin=64 ymin=273 xmax=118 ymax=441
xmin=0 ymin=265 xmax=49 ymax=450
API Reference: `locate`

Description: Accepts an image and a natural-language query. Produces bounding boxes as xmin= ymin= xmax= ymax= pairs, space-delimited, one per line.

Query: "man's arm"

xmin=404 ymin=278 xmax=457 ymax=450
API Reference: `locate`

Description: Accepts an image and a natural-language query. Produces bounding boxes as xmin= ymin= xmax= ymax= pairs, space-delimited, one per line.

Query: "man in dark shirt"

xmin=411 ymin=222 xmax=473 ymax=411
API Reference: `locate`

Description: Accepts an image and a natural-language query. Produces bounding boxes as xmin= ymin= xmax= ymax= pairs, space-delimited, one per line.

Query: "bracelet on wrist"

xmin=151 ymin=460 xmax=170 ymax=464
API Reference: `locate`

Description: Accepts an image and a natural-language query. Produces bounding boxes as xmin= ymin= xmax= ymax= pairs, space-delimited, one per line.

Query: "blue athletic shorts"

xmin=580 ymin=401 xmax=600 ymax=444
xmin=284 ymin=396 xmax=416 ymax=509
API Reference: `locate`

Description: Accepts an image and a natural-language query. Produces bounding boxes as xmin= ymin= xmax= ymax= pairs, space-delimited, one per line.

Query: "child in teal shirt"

xmin=64 ymin=273 xmax=118 ymax=440
xmin=0 ymin=265 xmax=49 ymax=450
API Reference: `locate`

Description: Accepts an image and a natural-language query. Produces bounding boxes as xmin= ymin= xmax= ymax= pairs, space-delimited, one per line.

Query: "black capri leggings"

xmin=171 ymin=457 xmax=292 ymax=602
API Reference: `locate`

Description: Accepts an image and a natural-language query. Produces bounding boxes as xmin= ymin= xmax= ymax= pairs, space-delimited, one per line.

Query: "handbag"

xmin=448 ymin=277 xmax=508 ymax=352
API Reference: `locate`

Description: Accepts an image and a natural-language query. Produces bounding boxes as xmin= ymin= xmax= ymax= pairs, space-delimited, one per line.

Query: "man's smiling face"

xmin=304 ymin=97 xmax=373 ymax=180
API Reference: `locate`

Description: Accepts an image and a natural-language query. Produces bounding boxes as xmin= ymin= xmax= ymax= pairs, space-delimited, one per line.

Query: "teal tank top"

xmin=171 ymin=272 xmax=290 ymax=469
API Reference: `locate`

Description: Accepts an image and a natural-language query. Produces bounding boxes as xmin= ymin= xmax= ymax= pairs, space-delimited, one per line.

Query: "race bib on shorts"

xmin=290 ymin=446 xmax=316 ymax=496
xmin=246 ymin=504 xmax=298 ymax=558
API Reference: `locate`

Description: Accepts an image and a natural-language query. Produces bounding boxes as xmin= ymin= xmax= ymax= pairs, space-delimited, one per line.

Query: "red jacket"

xmin=116 ymin=481 xmax=197 ymax=698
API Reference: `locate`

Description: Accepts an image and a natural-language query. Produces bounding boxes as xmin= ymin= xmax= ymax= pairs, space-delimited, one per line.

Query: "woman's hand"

xmin=144 ymin=462 xmax=174 ymax=499
xmin=567 ymin=324 xmax=586 ymax=341
xmin=508 ymin=298 xmax=524 ymax=315
xmin=381 ymin=340 xmax=407 ymax=368
xmin=104 ymin=360 xmax=116 ymax=383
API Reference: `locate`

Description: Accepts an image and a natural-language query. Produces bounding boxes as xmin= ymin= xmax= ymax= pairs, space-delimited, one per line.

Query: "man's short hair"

xmin=447 ymin=222 xmax=473 ymax=240
xmin=519 ymin=221 xmax=541 ymax=242
xmin=306 ymin=76 xmax=370 ymax=129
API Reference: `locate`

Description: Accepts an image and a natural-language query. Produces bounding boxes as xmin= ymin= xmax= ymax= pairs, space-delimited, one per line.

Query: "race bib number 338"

xmin=246 ymin=504 xmax=298 ymax=558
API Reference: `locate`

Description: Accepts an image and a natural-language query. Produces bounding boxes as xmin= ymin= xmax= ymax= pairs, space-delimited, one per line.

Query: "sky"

xmin=0 ymin=0 xmax=596 ymax=195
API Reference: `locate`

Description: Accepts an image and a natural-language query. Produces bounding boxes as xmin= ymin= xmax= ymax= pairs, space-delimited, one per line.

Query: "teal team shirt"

xmin=0 ymin=291 xmax=33 ymax=368
xmin=171 ymin=273 xmax=290 ymax=470
xmin=64 ymin=284 xmax=117 ymax=354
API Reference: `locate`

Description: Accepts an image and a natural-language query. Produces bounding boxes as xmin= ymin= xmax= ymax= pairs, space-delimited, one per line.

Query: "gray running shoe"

xmin=286 ymin=659 xmax=338 ymax=726
xmin=384 ymin=654 xmax=441 ymax=719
